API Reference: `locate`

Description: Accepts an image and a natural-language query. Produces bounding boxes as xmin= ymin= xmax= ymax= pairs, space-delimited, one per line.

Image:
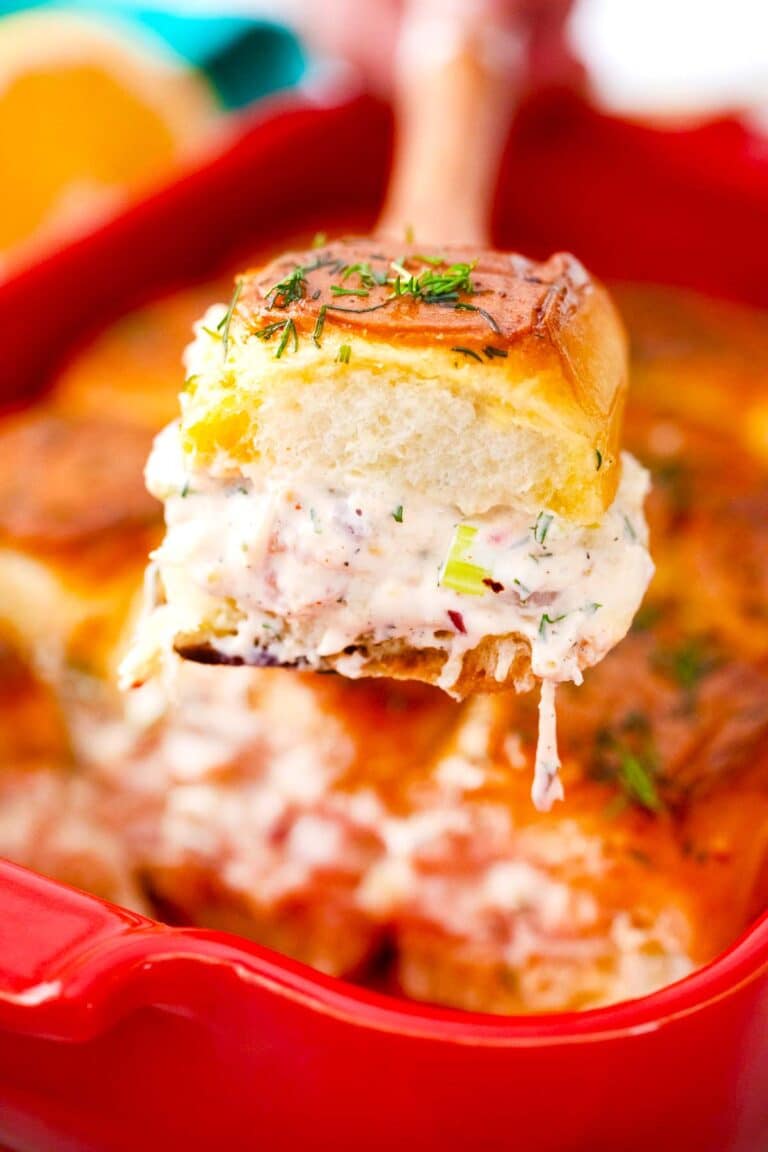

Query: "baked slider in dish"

xmin=123 ymin=241 xmax=654 ymax=808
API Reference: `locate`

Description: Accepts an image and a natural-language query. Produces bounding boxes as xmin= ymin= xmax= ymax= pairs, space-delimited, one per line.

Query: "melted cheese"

xmin=533 ymin=679 xmax=564 ymax=811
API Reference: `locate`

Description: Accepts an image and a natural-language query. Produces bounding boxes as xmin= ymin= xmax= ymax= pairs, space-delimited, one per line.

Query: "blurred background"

xmin=0 ymin=0 xmax=767 ymax=279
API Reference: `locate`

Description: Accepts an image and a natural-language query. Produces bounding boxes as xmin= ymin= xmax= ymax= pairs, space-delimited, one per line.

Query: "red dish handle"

xmin=0 ymin=859 xmax=156 ymax=1038
xmin=0 ymin=858 xmax=405 ymax=1046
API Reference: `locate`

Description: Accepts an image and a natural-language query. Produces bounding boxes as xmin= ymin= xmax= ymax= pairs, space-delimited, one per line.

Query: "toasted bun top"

xmin=233 ymin=240 xmax=626 ymax=425
xmin=242 ymin=242 xmax=591 ymax=340
xmin=181 ymin=240 xmax=629 ymax=522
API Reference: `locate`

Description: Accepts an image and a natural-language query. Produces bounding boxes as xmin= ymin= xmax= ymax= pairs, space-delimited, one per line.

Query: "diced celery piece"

xmin=439 ymin=524 xmax=490 ymax=596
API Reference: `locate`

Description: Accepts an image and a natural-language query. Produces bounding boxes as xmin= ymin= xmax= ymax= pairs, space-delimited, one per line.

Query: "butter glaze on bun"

xmin=180 ymin=241 xmax=628 ymax=524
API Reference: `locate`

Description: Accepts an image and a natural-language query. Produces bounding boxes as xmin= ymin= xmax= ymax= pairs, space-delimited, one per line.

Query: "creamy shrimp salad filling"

xmin=127 ymin=425 xmax=653 ymax=810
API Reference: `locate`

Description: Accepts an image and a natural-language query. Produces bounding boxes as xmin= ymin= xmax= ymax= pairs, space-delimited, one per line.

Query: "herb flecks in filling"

xmin=533 ymin=512 xmax=554 ymax=546
xmin=538 ymin=612 xmax=567 ymax=639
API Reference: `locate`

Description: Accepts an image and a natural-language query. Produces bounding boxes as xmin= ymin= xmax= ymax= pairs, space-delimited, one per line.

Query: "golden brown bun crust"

xmin=237 ymin=239 xmax=627 ymax=425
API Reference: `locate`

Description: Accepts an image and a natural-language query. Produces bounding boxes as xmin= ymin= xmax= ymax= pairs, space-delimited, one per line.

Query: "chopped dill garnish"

xmin=254 ymin=319 xmax=291 ymax=341
xmin=217 ymin=279 xmax=242 ymax=358
xmin=257 ymin=251 xmax=503 ymax=354
xmin=583 ymin=601 xmax=602 ymax=615
xmin=652 ymin=636 xmax=720 ymax=695
xmin=595 ymin=449 xmax=603 ymax=471
xmin=424 ymin=292 xmax=459 ymax=304
xmin=623 ymin=514 xmax=637 ymax=541
xmin=533 ymin=511 xmax=554 ymax=546
xmin=390 ymin=260 xmax=476 ymax=301
xmin=616 ymin=750 xmax=662 ymax=812
xmin=392 ymin=505 xmax=404 ymax=523
xmin=337 ymin=343 xmax=351 ymax=364
xmin=180 ymin=481 xmax=190 ymax=498
xmin=275 ymin=318 xmax=298 ymax=359
xmin=451 ymin=346 xmax=483 ymax=362
xmin=267 ymin=265 xmax=307 ymax=309
xmin=484 ymin=346 xmax=508 ymax=359
xmin=631 ymin=601 xmax=664 ymax=633
xmin=454 ymin=301 xmax=502 ymax=334
xmin=330 ymin=285 xmax=369 ymax=297
xmin=265 ymin=254 xmax=341 ymax=309
xmin=592 ymin=714 xmax=664 ymax=815
xmin=340 ymin=262 xmax=387 ymax=288
xmin=312 ymin=305 xmax=327 ymax=348
xmin=327 ymin=299 xmax=396 ymax=317
xmin=201 ymin=326 xmax=221 ymax=341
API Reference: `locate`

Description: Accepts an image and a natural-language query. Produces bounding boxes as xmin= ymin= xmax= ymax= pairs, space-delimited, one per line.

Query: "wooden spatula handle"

xmin=378 ymin=0 xmax=522 ymax=246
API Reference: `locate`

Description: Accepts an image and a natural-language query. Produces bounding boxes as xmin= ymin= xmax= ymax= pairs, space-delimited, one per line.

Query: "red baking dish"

xmin=0 ymin=87 xmax=767 ymax=1152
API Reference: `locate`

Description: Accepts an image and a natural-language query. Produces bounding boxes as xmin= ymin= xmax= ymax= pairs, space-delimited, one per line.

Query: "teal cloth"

xmin=0 ymin=1 xmax=306 ymax=108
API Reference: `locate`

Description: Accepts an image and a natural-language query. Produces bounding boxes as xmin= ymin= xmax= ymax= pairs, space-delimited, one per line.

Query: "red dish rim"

xmin=18 ymin=898 xmax=765 ymax=1046
xmin=290 ymin=907 xmax=768 ymax=1042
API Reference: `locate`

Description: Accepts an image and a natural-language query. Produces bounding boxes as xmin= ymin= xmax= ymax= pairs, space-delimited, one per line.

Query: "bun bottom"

xmin=174 ymin=631 xmax=535 ymax=700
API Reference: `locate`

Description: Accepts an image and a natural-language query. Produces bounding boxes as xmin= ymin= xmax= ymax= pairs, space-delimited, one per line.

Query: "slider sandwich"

xmin=123 ymin=241 xmax=653 ymax=808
